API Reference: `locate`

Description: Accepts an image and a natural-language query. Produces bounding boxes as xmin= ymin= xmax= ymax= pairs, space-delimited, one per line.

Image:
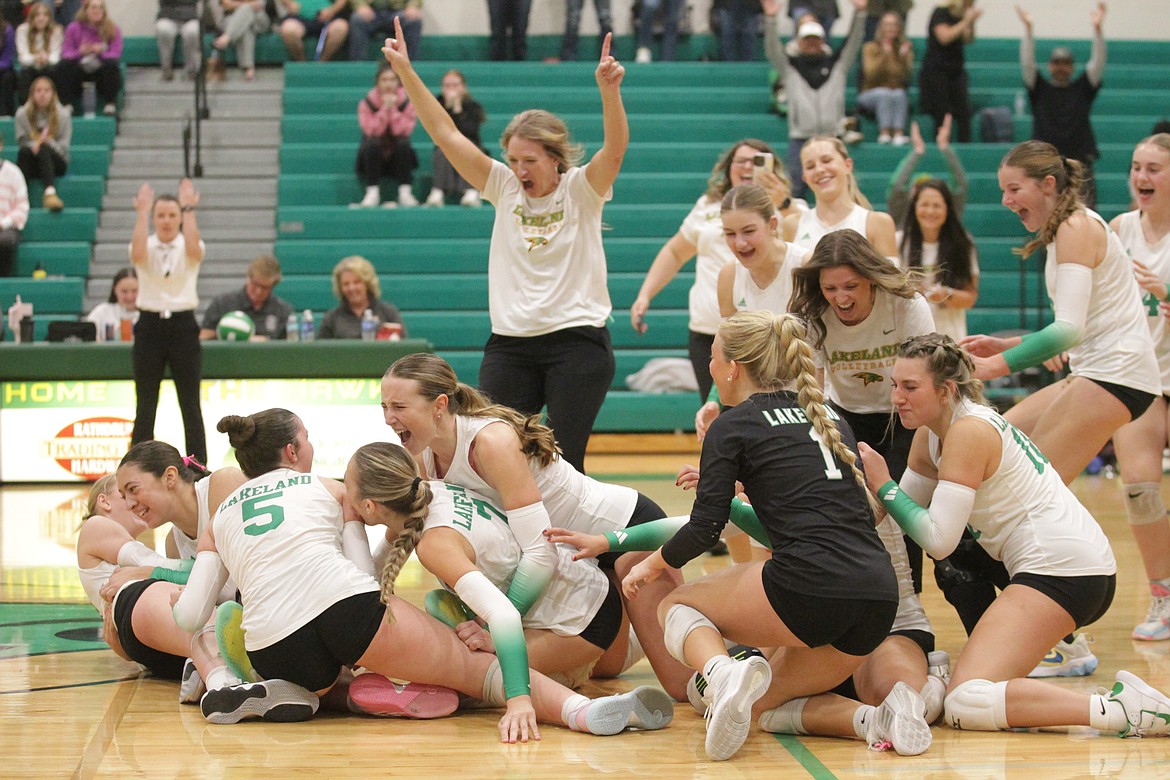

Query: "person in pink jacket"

xmin=355 ymin=61 xmax=419 ymax=208
xmin=57 ymin=0 xmax=122 ymax=116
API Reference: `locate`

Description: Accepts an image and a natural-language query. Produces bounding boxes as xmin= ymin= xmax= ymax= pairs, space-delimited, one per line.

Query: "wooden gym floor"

xmin=2 ymin=434 xmax=1170 ymax=778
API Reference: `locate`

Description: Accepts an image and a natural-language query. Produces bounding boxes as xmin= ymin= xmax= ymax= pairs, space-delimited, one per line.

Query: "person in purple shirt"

xmin=58 ymin=0 xmax=122 ymax=116
xmin=0 ymin=18 xmax=14 ymax=116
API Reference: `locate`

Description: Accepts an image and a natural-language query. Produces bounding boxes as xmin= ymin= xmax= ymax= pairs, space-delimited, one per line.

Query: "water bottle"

xmin=1014 ymin=89 xmax=1027 ymax=118
xmin=286 ymin=312 xmax=299 ymax=342
xmin=82 ymin=82 xmax=96 ymax=118
xmin=299 ymin=309 xmax=315 ymax=342
xmin=361 ymin=308 xmax=377 ymax=341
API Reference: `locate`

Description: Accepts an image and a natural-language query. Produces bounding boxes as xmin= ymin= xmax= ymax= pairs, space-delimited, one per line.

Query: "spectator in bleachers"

xmin=634 ymin=0 xmax=683 ymax=63
xmin=425 ymin=69 xmax=485 ymax=208
xmin=0 ymin=16 xmax=15 ymax=115
xmin=886 ymin=115 xmax=967 ymax=225
xmin=857 ymin=10 xmax=912 ymax=145
xmin=278 ymin=0 xmax=350 ymax=62
xmin=58 ymin=0 xmax=122 ymax=116
xmin=382 ymin=21 xmax=627 ymax=473
xmin=16 ymin=2 xmax=63 ymax=105
xmin=487 ymin=0 xmax=530 ymax=61
xmin=207 ymin=0 xmax=272 ymax=82
xmin=790 ymin=0 xmax=838 ymax=32
xmin=155 ymin=0 xmax=200 ymax=82
xmin=54 ymin=0 xmax=82 ymax=28
xmin=896 ymin=177 xmax=978 ymax=340
xmin=0 ymin=129 xmax=28 ymax=277
xmin=355 ymin=61 xmax=418 ymax=208
xmin=199 ymin=254 xmax=294 ymax=341
xmin=559 ymin=0 xmax=611 ymax=62
xmin=348 ymin=0 xmax=422 ymax=62
xmin=15 ymin=76 xmax=69 ymax=212
xmin=318 ymin=255 xmax=406 ymax=339
xmin=85 ymin=267 xmax=138 ymax=341
xmin=1017 ymin=3 xmax=1107 ymax=209
xmin=129 ymin=178 xmax=207 ymax=464
xmin=864 ymin=0 xmax=911 ymax=40
xmin=762 ymin=0 xmax=867 ymax=201
xmin=712 ymin=0 xmax=758 ymax=62
xmin=918 ymin=0 xmax=979 ymax=143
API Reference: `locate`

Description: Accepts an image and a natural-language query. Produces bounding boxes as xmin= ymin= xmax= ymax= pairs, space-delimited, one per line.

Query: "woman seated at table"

xmin=318 ymin=255 xmax=406 ymax=340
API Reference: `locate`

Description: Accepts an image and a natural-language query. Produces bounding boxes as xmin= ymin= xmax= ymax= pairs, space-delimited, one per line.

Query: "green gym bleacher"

xmin=0 ymin=115 xmax=114 ymax=340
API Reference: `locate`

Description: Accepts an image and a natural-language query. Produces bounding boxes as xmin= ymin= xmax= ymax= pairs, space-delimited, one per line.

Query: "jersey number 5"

xmin=242 ymin=492 xmax=286 ymax=536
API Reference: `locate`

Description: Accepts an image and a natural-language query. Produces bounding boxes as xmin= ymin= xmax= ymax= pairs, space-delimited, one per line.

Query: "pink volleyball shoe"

xmin=347 ymin=673 xmax=460 ymax=719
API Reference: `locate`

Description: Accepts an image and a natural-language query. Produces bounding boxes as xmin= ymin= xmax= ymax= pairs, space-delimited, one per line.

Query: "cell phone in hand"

xmin=752 ymin=152 xmax=774 ymax=179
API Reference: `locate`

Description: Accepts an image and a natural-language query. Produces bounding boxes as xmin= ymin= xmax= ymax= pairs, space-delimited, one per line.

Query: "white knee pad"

xmin=944 ymin=679 xmax=1009 ymax=731
xmin=481 ymin=658 xmax=505 ymax=706
xmin=1124 ymin=482 xmax=1167 ymax=526
xmin=663 ymin=604 xmax=717 ymax=665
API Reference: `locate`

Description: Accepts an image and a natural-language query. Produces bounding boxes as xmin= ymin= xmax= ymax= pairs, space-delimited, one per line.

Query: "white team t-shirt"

xmin=482 ymin=160 xmax=612 ymax=337
xmin=819 ymin=292 xmax=935 ymax=413
xmin=678 ymin=194 xmax=737 ymax=335
xmin=131 ymin=233 xmax=204 ymax=312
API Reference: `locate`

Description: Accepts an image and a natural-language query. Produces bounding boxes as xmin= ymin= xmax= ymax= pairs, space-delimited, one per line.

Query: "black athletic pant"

xmin=131 ymin=310 xmax=207 ymax=463
xmin=17 ymin=145 xmax=67 ymax=189
xmin=478 ymin=325 xmax=615 ymax=475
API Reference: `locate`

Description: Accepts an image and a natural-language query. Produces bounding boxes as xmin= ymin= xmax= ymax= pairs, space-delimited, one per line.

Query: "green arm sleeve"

xmin=603 ymin=516 xmax=689 ymax=552
xmin=150 ymin=557 xmax=195 ymax=584
xmin=455 ymin=571 xmax=531 ymax=699
xmin=1001 ymin=321 xmax=1082 ymax=373
xmin=727 ymin=498 xmax=771 ymax=548
xmin=504 ymin=557 xmax=553 ymax=617
xmin=876 ymin=480 xmax=934 ymax=551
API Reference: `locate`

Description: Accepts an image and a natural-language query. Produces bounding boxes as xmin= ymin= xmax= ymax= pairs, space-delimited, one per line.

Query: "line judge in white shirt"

xmin=128 ymin=178 xmax=207 ymax=464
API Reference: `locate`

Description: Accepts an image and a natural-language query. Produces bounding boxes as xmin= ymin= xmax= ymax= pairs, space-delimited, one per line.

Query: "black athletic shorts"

xmin=112 ymin=578 xmax=185 ymax=680
xmin=761 ymin=569 xmax=898 ymax=657
xmin=827 ymin=628 xmax=935 ymax=700
xmin=248 ymin=590 xmax=385 ymax=692
xmin=1012 ymin=572 xmax=1116 ymax=629
xmin=1088 ymin=378 xmax=1156 ymax=421
xmin=580 ymin=581 xmax=624 ymax=651
xmin=598 ymin=491 xmax=667 ymax=570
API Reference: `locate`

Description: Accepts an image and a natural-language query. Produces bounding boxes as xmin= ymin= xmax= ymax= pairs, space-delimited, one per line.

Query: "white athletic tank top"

xmin=731 ymin=241 xmax=804 ymax=315
xmin=424 ymin=481 xmax=609 ymax=636
xmin=422 ymin=415 xmax=638 ymax=536
xmin=792 ymin=203 xmax=870 ymax=252
xmin=78 ymin=560 xmax=117 ymax=613
xmin=213 ymin=469 xmax=379 ymax=650
xmin=928 ymin=400 xmax=1116 ymax=577
xmin=1114 ymin=210 xmax=1170 ymax=391
xmin=169 ymin=476 xmax=212 ymax=560
xmin=1044 ymin=209 xmax=1160 ymax=395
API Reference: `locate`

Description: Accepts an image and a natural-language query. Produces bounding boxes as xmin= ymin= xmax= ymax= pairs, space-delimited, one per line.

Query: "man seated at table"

xmin=200 ymin=254 xmax=294 ymax=341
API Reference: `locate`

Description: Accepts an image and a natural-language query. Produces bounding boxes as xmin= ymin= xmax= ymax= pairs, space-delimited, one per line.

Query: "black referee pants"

xmin=131 ymin=310 xmax=207 ymax=463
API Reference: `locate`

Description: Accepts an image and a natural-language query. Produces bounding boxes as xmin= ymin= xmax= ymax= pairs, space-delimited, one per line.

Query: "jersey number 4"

xmin=242 ymin=492 xmax=285 ymax=536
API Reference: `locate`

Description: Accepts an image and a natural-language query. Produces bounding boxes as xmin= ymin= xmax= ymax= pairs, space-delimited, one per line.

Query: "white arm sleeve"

xmin=172 ymin=550 xmax=229 ymax=632
xmin=917 ymin=480 xmax=977 ymax=560
xmin=900 ymin=467 xmax=939 ymax=508
xmin=117 ymin=540 xmax=180 ymax=568
xmin=1052 ymin=262 xmax=1093 ymax=336
xmin=341 ymin=521 xmax=375 ymax=577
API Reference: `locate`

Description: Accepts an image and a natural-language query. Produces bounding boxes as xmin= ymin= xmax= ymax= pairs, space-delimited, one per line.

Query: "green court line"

xmin=772 ymin=733 xmax=838 ymax=779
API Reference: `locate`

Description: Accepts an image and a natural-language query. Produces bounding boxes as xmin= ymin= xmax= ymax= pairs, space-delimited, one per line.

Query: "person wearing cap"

xmin=762 ymin=0 xmax=869 ymax=201
xmin=200 ymin=255 xmax=294 ymax=341
xmin=1017 ymin=3 xmax=1107 ymax=208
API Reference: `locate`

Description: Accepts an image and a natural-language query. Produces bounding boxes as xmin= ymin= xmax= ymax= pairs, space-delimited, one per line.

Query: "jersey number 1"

xmin=809 ymin=429 xmax=844 ymax=480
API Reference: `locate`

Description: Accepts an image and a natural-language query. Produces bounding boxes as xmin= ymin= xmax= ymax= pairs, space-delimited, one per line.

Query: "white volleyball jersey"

xmin=877 ymin=515 xmax=932 ymax=635
xmin=928 ymin=400 xmax=1116 ymax=577
xmin=424 ymin=481 xmax=609 ymax=636
xmin=213 ymin=469 xmax=379 ymax=650
xmin=792 ymin=203 xmax=870 ymax=252
xmin=1114 ymin=209 xmax=1170 ymax=391
xmin=79 ymin=560 xmax=117 ymax=613
xmin=422 ymin=415 xmax=638 ymax=535
xmin=731 ymin=241 xmax=804 ymax=315
xmin=1044 ymin=209 xmax=1160 ymax=395
xmin=678 ymin=194 xmax=738 ymax=335
xmin=168 ymin=476 xmax=211 ymax=560
xmin=819 ymin=292 xmax=935 ymax=413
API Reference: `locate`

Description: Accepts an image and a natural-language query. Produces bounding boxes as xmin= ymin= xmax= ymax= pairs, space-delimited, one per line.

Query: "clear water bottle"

xmin=286 ymin=312 xmax=299 ymax=342
xmin=299 ymin=309 xmax=315 ymax=342
xmin=82 ymin=82 xmax=96 ymax=118
xmin=1014 ymin=89 xmax=1027 ymax=117
xmin=361 ymin=308 xmax=377 ymax=341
